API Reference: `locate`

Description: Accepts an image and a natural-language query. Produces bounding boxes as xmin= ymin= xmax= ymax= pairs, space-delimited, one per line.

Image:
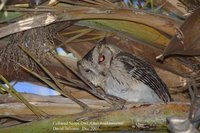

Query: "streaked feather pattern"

xmin=115 ymin=52 xmax=171 ymax=102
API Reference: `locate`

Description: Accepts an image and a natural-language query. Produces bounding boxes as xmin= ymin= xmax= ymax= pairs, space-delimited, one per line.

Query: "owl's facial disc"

xmin=77 ymin=43 xmax=118 ymax=87
xmin=77 ymin=59 xmax=105 ymax=86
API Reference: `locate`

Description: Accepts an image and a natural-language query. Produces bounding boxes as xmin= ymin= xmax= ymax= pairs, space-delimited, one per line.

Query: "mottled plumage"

xmin=78 ymin=43 xmax=171 ymax=103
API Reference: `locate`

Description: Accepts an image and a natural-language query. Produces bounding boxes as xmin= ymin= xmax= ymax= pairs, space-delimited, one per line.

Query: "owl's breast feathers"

xmin=114 ymin=52 xmax=172 ymax=102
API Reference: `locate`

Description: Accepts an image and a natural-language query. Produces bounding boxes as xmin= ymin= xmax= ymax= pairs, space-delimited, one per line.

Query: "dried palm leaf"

xmin=157 ymin=7 xmax=200 ymax=60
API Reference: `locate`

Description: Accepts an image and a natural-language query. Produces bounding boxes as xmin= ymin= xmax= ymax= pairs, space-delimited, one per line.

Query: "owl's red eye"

xmin=99 ymin=55 xmax=105 ymax=63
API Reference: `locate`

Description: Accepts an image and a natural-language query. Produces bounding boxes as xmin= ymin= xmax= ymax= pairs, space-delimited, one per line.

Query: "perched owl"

xmin=78 ymin=43 xmax=171 ymax=103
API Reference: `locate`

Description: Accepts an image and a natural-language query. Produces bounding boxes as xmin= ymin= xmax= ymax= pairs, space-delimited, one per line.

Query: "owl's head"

xmin=77 ymin=42 xmax=121 ymax=86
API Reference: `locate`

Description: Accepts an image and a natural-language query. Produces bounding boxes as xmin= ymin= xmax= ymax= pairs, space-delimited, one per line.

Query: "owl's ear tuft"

xmin=96 ymin=37 xmax=107 ymax=51
xmin=98 ymin=37 xmax=107 ymax=46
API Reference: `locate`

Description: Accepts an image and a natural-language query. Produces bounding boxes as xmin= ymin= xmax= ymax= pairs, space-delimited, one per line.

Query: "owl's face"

xmin=77 ymin=43 xmax=120 ymax=87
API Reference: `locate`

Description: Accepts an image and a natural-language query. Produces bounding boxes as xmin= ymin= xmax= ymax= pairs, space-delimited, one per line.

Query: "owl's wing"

xmin=115 ymin=52 xmax=171 ymax=102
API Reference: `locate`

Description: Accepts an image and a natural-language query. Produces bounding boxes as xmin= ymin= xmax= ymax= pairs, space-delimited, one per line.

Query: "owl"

xmin=77 ymin=43 xmax=171 ymax=103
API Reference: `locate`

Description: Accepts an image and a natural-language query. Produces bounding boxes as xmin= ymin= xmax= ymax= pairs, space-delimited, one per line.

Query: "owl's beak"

xmin=77 ymin=60 xmax=81 ymax=66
